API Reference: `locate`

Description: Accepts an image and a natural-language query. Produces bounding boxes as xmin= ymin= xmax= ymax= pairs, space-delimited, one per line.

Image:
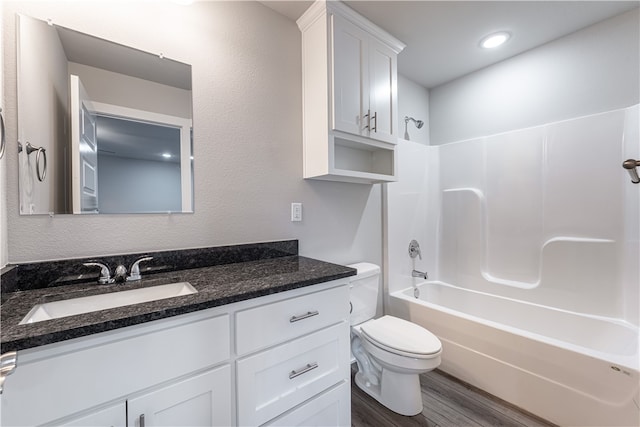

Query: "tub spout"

xmin=412 ymin=270 xmax=428 ymax=280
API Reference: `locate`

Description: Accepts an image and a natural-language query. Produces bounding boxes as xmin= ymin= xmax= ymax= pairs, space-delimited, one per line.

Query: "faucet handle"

xmin=408 ymin=240 xmax=422 ymax=260
xmin=127 ymin=256 xmax=154 ymax=281
xmin=83 ymin=262 xmax=112 ymax=284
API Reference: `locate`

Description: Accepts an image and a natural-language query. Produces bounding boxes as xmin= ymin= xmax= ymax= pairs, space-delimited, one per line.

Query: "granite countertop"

xmin=1 ymin=256 xmax=356 ymax=353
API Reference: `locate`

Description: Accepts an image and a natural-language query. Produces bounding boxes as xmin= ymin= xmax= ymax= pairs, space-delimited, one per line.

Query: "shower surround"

xmin=385 ymin=105 xmax=640 ymax=426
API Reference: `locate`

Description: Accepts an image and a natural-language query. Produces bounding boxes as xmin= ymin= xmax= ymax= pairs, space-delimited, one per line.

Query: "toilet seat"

xmin=360 ymin=315 xmax=441 ymax=358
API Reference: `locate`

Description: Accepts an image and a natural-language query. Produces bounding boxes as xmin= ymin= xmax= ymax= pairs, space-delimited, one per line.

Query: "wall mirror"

xmin=17 ymin=14 xmax=194 ymax=215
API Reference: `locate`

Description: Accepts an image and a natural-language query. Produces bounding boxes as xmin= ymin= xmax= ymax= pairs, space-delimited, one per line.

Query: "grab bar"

xmin=22 ymin=141 xmax=47 ymax=182
xmin=622 ymin=159 xmax=640 ymax=184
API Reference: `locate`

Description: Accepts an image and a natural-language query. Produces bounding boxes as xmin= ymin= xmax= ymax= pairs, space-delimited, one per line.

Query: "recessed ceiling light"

xmin=480 ymin=32 xmax=510 ymax=49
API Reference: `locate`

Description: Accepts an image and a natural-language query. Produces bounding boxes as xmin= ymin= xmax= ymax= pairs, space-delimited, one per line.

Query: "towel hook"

xmin=24 ymin=142 xmax=47 ymax=182
xmin=622 ymin=159 xmax=640 ymax=184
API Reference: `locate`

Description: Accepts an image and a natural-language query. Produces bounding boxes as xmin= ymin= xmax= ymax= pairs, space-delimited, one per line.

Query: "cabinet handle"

xmin=363 ymin=109 xmax=370 ymax=131
xmin=289 ymin=362 xmax=318 ymax=379
xmin=289 ymin=310 xmax=319 ymax=323
xmin=371 ymin=111 xmax=377 ymax=132
xmin=139 ymin=414 xmax=145 ymax=427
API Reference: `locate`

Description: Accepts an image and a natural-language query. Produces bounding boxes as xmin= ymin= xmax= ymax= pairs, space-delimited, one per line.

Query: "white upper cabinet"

xmin=332 ymin=14 xmax=397 ymax=144
xmin=298 ymin=1 xmax=405 ymax=184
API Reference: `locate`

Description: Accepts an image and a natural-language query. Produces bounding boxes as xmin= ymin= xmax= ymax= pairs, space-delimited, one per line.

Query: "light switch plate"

xmin=291 ymin=203 xmax=302 ymax=222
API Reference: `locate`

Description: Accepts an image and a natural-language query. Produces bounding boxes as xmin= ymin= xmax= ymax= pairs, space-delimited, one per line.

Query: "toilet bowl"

xmin=348 ymin=263 xmax=442 ymax=416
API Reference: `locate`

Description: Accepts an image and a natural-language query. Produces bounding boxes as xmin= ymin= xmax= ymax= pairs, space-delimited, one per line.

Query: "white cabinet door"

xmin=331 ymin=14 xmax=398 ymax=145
xmin=368 ymin=39 xmax=397 ymax=144
xmin=127 ymin=366 xmax=232 ymax=427
xmin=331 ymin=14 xmax=369 ymax=137
xmin=56 ymin=404 xmax=125 ymax=427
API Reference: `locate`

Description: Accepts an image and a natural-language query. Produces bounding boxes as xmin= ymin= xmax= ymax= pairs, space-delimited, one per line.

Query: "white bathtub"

xmin=389 ymin=281 xmax=640 ymax=427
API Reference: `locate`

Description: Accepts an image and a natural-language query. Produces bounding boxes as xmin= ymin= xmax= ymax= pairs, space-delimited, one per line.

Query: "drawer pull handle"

xmin=289 ymin=310 xmax=319 ymax=323
xmin=289 ymin=362 xmax=318 ymax=379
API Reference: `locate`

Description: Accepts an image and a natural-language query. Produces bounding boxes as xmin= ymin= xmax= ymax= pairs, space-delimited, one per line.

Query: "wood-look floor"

xmin=351 ymin=368 xmax=557 ymax=427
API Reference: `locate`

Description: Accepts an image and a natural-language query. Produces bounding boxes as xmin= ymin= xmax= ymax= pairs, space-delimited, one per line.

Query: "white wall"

xmin=397 ymin=74 xmax=429 ymax=145
xmin=2 ymin=1 xmax=382 ymax=267
xmin=385 ymin=73 xmax=433 ymax=300
xmin=384 ymin=141 xmax=437 ymax=298
xmin=429 ymin=8 xmax=640 ymax=145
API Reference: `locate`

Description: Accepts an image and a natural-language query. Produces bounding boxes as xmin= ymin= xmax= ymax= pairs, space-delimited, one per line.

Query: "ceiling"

xmin=261 ymin=0 xmax=639 ymax=88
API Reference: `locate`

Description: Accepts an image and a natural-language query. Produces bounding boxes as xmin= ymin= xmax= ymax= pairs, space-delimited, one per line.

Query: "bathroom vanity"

xmin=0 ymin=241 xmax=355 ymax=426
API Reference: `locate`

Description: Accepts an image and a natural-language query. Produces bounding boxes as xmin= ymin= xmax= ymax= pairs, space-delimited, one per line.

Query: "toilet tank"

xmin=347 ymin=262 xmax=380 ymax=326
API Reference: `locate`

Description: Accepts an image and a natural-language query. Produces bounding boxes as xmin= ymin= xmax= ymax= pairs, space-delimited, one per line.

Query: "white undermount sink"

xmin=19 ymin=282 xmax=198 ymax=325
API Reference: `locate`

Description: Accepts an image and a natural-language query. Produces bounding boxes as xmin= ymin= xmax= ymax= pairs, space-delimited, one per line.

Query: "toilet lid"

xmin=360 ymin=315 xmax=441 ymax=356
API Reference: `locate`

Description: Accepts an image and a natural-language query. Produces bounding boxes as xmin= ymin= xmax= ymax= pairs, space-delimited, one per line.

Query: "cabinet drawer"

xmin=265 ymin=381 xmax=350 ymax=427
xmin=237 ymin=322 xmax=350 ymax=426
xmin=236 ymin=284 xmax=349 ymax=356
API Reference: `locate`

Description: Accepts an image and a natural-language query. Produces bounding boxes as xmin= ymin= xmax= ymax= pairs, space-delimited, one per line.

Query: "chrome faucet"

xmin=412 ymin=269 xmax=428 ymax=280
xmin=127 ymin=256 xmax=154 ymax=281
xmin=83 ymin=256 xmax=153 ymax=284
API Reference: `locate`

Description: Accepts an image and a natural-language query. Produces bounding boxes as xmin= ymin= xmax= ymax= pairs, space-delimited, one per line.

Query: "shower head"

xmin=405 ymin=116 xmax=424 ymax=129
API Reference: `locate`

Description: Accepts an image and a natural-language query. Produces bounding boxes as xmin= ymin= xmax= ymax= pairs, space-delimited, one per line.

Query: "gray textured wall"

xmin=2 ymin=1 xmax=382 ymax=267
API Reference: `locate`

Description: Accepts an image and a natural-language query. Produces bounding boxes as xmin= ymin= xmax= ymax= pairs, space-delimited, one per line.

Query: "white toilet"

xmin=348 ymin=262 xmax=442 ymax=416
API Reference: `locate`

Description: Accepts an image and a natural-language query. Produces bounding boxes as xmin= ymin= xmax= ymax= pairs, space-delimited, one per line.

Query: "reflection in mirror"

xmin=17 ymin=14 xmax=194 ymax=215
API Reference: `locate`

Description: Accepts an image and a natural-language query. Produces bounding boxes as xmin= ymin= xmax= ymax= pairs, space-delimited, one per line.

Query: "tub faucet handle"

xmin=408 ymin=240 xmax=422 ymax=260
